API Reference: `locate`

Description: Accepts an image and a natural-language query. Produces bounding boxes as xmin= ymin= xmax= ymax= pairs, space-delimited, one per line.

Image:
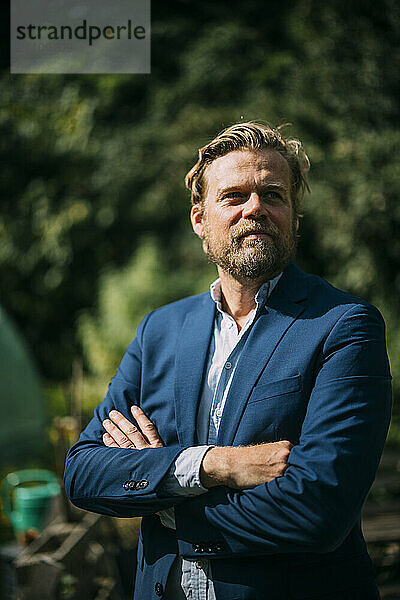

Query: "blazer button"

xmin=192 ymin=544 xmax=200 ymax=552
xmin=155 ymin=582 xmax=163 ymax=596
xmin=123 ymin=481 xmax=131 ymax=490
xmin=136 ymin=479 xmax=149 ymax=489
xmin=128 ymin=480 xmax=137 ymax=490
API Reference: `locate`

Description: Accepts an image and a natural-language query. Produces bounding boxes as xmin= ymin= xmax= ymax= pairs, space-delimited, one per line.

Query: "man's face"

xmin=191 ymin=149 xmax=298 ymax=280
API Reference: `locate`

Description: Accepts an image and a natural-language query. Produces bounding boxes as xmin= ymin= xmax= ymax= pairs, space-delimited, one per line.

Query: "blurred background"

xmin=1 ymin=0 xmax=399 ymax=598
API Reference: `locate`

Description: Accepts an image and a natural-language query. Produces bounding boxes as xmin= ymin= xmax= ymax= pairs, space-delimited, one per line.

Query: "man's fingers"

xmin=269 ymin=440 xmax=292 ymax=477
xmin=131 ymin=405 xmax=164 ymax=447
xmin=102 ymin=408 xmax=164 ymax=450
xmin=282 ymin=440 xmax=293 ymax=450
xmin=102 ymin=432 xmax=119 ymax=447
xmin=103 ymin=418 xmax=138 ymax=448
xmin=276 ymin=440 xmax=293 ymax=455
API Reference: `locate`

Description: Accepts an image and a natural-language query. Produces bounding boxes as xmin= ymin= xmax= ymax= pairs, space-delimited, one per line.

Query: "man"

xmin=64 ymin=122 xmax=392 ymax=600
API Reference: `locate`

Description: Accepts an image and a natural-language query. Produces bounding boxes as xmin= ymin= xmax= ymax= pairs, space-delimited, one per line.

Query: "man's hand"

xmin=102 ymin=408 xmax=292 ymax=490
xmin=102 ymin=405 xmax=164 ymax=449
xmin=200 ymin=441 xmax=293 ymax=490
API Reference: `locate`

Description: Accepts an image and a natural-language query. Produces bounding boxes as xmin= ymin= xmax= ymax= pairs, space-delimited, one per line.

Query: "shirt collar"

xmin=209 ymin=273 xmax=282 ymax=315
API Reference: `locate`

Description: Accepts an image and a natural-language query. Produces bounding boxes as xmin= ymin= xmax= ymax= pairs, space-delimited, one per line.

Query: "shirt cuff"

xmin=158 ymin=445 xmax=214 ymax=497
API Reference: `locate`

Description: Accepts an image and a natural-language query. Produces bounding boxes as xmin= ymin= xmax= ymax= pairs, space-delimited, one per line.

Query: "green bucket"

xmin=1 ymin=469 xmax=61 ymax=536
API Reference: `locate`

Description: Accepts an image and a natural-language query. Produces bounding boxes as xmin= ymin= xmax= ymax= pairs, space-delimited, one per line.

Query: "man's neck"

xmin=217 ymin=269 xmax=268 ymax=330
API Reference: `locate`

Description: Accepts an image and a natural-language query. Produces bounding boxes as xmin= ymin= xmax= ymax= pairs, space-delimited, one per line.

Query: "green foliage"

xmin=1 ymin=0 xmax=399 ymax=418
xmin=79 ymin=236 xmax=215 ymax=377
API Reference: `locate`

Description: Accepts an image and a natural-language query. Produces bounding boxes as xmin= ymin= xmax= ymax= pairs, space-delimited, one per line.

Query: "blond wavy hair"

xmin=185 ymin=121 xmax=310 ymax=217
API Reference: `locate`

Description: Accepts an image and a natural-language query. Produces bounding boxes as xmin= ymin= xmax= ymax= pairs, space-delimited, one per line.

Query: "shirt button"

xmin=215 ymin=407 xmax=223 ymax=418
xmin=225 ymin=362 xmax=232 ymax=370
xmin=195 ymin=560 xmax=206 ymax=569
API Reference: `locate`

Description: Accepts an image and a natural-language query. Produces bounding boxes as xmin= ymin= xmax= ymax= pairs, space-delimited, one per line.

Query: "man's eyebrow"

xmin=215 ymin=182 xmax=289 ymax=197
xmin=258 ymin=182 xmax=289 ymax=194
xmin=216 ymin=185 xmax=245 ymax=195
xmin=213 ymin=185 xmax=245 ymax=200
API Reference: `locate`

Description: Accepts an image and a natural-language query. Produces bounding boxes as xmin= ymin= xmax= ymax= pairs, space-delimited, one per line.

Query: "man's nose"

xmin=241 ymin=193 xmax=264 ymax=218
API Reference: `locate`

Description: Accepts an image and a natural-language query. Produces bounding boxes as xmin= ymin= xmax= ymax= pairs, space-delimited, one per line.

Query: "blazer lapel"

xmin=217 ymin=263 xmax=309 ymax=446
xmin=174 ymin=293 xmax=216 ymax=446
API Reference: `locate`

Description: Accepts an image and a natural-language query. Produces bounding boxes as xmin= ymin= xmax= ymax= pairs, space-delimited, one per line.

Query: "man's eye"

xmin=227 ymin=192 xmax=245 ymax=198
xmin=224 ymin=192 xmax=246 ymax=202
xmin=263 ymin=191 xmax=284 ymax=202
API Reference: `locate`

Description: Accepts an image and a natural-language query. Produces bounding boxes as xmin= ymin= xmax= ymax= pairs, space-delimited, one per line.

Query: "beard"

xmin=202 ymin=216 xmax=298 ymax=280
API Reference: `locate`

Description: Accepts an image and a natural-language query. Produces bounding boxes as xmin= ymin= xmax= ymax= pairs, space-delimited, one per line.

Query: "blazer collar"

xmin=217 ymin=262 xmax=310 ymax=445
xmin=174 ymin=263 xmax=310 ymax=447
xmin=174 ymin=293 xmax=216 ymax=446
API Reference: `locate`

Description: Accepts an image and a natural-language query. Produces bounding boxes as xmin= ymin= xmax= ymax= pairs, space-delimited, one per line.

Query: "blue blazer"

xmin=64 ymin=263 xmax=392 ymax=600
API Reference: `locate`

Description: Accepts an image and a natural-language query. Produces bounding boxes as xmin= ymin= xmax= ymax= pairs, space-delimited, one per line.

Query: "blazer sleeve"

xmin=64 ymin=314 xmax=187 ymax=518
xmin=174 ymin=303 xmax=392 ymax=558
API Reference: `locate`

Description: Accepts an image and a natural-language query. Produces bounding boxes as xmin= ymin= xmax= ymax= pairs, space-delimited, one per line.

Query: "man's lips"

xmin=239 ymin=231 xmax=272 ymax=240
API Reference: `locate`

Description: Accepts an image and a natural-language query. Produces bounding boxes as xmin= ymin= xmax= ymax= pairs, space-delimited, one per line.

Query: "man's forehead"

xmin=204 ymin=149 xmax=291 ymax=191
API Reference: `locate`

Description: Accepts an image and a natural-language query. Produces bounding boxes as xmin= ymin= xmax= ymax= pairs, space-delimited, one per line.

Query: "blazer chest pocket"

xmin=249 ymin=374 xmax=302 ymax=404
xmin=237 ymin=375 xmax=305 ymax=444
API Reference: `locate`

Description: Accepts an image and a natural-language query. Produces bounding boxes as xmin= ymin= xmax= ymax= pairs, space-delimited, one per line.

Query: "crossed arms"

xmin=102 ymin=405 xmax=292 ymax=490
xmin=64 ymin=302 xmax=392 ymax=556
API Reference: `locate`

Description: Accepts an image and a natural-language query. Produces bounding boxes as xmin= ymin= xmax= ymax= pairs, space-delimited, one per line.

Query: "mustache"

xmin=231 ymin=220 xmax=278 ymax=240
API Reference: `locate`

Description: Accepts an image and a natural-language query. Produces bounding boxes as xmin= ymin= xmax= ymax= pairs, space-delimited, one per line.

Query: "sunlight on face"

xmin=200 ymin=149 xmax=297 ymax=280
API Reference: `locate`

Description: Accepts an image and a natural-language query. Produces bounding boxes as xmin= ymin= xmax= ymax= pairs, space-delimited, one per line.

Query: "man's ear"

xmin=190 ymin=204 xmax=205 ymax=239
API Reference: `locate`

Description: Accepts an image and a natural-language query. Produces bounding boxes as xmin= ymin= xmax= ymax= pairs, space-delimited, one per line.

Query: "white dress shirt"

xmin=158 ymin=275 xmax=281 ymax=600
